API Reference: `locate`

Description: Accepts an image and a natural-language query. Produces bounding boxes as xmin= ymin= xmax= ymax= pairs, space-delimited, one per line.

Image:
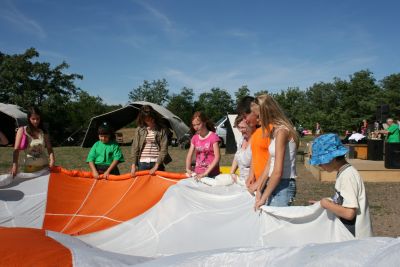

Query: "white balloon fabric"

xmin=1 ymin=171 xmax=400 ymax=266
xmin=78 ymin=178 xmax=353 ymax=257
xmin=0 ymin=169 xmax=49 ymax=228
xmin=136 ymin=237 xmax=400 ymax=267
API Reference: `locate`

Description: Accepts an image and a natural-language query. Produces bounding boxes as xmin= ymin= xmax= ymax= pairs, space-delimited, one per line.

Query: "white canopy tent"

xmin=0 ymin=103 xmax=27 ymax=145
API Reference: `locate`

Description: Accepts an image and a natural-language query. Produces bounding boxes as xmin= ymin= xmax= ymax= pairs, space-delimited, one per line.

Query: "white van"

xmin=215 ymin=116 xmax=227 ymax=147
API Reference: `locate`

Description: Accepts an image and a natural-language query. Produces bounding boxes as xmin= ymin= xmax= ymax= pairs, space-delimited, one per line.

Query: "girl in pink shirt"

xmin=185 ymin=111 xmax=221 ymax=180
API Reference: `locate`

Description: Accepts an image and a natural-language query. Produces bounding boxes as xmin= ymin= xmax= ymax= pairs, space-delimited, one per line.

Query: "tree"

xmin=0 ymin=48 xmax=85 ymax=145
xmin=167 ymin=87 xmax=195 ymax=126
xmin=128 ymin=79 xmax=169 ymax=105
xmin=234 ymin=85 xmax=251 ymax=110
xmin=272 ymin=87 xmax=307 ymax=126
xmin=336 ymin=70 xmax=380 ymax=131
xmin=380 ymin=73 xmax=400 ymax=115
xmin=304 ymin=82 xmax=341 ymax=132
xmin=195 ymin=88 xmax=235 ymax=123
xmin=0 ymin=48 xmax=82 ymax=108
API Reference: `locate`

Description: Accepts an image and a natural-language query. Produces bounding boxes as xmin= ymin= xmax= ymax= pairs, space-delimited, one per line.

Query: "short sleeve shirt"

xmin=334 ymin=165 xmax=373 ymax=238
xmin=191 ymin=132 xmax=220 ymax=176
xmin=86 ymin=140 xmax=125 ymax=165
xmin=387 ymin=124 xmax=400 ymax=143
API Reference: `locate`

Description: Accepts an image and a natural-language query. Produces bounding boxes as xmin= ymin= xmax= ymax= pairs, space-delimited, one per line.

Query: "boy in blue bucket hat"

xmin=310 ymin=133 xmax=372 ymax=238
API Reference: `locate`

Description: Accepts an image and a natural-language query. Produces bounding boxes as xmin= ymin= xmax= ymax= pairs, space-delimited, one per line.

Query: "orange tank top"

xmin=251 ymin=126 xmax=271 ymax=180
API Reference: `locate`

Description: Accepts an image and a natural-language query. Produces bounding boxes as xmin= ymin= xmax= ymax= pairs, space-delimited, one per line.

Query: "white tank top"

xmin=234 ymin=136 xmax=252 ymax=182
xmin=268 ymin=128 xmax=297 ymax=179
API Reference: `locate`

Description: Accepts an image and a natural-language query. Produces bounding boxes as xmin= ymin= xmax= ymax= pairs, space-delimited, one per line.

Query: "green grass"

xmin=0 ymin=146 xmax=235 ymax=174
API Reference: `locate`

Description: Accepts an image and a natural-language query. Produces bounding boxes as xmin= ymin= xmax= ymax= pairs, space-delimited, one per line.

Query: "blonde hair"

xmin=256 ymin=94 xmax=299 ymax=146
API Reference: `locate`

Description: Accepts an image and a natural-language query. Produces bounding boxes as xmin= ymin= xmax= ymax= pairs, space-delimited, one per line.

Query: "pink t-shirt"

xmin=191 ymin=131 xmax=220 ymax=176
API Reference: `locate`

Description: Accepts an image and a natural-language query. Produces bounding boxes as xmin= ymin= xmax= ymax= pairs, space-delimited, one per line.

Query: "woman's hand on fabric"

xmin=248 ymin=180 xmax=258 ymax=194
xmin=230 ymin=173 xmax=238 ymax=183
xmin=130 ymin=165 xmax=136 ymax=177
xmin=11 ymin=164 xmax=18 ymax=177
xmin=149 ymin=166 xmax=157 ymax=175
xmin=195 ymin=172 xmax=207 ymax=180
xmin=245 ymin=176 xmax=255 ymax=189
xmin=254 ymin=196 xmax=267 ymax=211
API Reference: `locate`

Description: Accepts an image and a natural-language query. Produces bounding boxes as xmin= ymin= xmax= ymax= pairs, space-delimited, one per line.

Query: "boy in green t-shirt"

xmin=86 ymin=122 xmax=124 ymax=179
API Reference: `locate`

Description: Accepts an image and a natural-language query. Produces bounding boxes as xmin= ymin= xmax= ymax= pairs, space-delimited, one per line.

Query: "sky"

xmin=1 ymin=0 xmax=399 ymax=105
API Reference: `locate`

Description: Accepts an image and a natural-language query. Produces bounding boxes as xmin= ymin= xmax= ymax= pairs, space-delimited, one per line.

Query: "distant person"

xmin=315 ymin=122 xmax=322 ymax=136
xmin=237 ymin=96 xmax=271 ymax=195
xmin=360 ymin=119 xmax=368 ymax=136
xmin=131 ymin=105 xmax=171 ymax=176
xmin=0 ymin=130 xmax=8 ymax=145
xmin=297 ymin=124 xmax=305 ymax=138
xmin=11 ymin=107 xmax=55 ymax=176
xmin=87 ymin=122 xmax=124 ymax=179
xmin=309 ymin=133 xmax=372 ymax=238
xmin=229 ymin=114 xmax=256 ymax=185
xmin=379 ymin=118 xmax=400 ymax=143
xmin=185 ymin=111 xmax=220 ymax=180
xmin=254 ymin=94 xmax=299 ymax=209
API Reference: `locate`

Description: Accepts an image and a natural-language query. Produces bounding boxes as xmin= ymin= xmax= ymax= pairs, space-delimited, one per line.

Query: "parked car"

xmin=215 ymin=116 xmax=227 ymax=147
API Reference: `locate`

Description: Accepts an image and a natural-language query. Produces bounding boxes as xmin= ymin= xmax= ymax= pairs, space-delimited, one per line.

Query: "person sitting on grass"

xmin=309 ymin=133 xmax=373 ymax=238
xmin=86 ymin=122 xmax=124 ymax=179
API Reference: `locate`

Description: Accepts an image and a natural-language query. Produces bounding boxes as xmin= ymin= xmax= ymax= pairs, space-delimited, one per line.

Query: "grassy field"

xmin=1 ymin=139 xmax=399 ymax=237
xmin=0 ymin=145 xmax=235 ymax=174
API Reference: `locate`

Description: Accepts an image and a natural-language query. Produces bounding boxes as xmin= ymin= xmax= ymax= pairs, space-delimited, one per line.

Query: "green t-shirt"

xmin=387 ymin=124 xmax=400 ymax=143
xmin=86 ymin=140 xmax=125 ymax=165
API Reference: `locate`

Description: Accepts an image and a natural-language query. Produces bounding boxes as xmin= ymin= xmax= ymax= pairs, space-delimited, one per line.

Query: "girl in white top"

xmin=254 ymin=94 xmax=299 ymax=209
xmin=230 ymin=115 xmax=256 ymax=185
xmin=12 ymin=107 xmax=55 ymax=176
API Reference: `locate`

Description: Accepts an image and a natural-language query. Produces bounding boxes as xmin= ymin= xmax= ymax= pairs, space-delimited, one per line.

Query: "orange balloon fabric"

xmin=43 ymin=168 xmax=188 ymax=235
xmin=0 ymin=227 xmax=72 ymax=266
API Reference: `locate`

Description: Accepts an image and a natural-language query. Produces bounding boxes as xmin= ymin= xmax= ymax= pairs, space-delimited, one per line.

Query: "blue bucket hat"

xmin=309 ymin=133 xmax=348 ymax=165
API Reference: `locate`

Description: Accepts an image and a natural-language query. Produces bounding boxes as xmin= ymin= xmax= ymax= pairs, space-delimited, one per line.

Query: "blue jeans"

xmin=267 ymin=178 xmax=292 ymax=207
xmin=288 ymin=179 xmax=297 ymax=205
xmin=138 ymin=162 xmax=165 ymax=171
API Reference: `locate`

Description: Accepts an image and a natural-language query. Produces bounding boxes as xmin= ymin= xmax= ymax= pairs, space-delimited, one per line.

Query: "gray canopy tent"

xmin=0 ymin=103 xmax=27 ymax=145
xmin=81 ymin=101 xmax=190 ymax=148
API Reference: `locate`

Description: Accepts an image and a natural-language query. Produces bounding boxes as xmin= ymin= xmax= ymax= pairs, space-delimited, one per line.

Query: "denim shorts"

xmin=267 ymin=178 xmax=294 ymax=207
xmin=288 ymin=179 xmax=297 ymax=205
xmin=138 ymin=162 xmax=165 ymax=171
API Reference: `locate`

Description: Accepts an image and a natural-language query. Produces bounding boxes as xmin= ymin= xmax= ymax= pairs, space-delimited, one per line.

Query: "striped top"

xmin=139 ymin=129 xmax=160 ymax=162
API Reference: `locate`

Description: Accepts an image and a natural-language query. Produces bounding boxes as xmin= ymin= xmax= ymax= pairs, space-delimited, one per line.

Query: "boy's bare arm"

xmin=320 ymin=198 xmax=357 ymax=221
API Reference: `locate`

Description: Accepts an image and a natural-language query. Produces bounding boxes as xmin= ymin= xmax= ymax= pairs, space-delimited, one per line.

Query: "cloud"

xmin=132 ymin=0 xmax=188 ymax=39
xmin=163 ymin=53 xmax=379 ymax=97
xmin=226 ymin=29 xmax=256 ymax=39
xmin=136 ymin=0 xmax=172 ymax=29
xmin=0 ymin=0 xmax=46 ymax=39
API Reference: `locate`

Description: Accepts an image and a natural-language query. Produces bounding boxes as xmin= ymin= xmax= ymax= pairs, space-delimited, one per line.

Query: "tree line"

xmin=1 ymin=48 xmax=400 ymax=145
